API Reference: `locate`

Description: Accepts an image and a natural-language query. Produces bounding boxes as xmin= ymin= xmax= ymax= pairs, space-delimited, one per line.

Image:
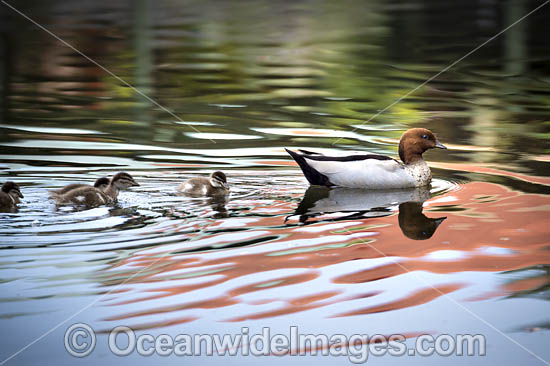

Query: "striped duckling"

xmin=286 ymin=128 xmax=446 ymax=189
xmin=52 ymin=172 xmax=139 ymax=207
xmin=49 ymin=177 xmax=110 ymax=196
xmin=178 ymin=171 xmax=229 ymax=196
xmin=0 ymin=182 xmax=24 ymax=212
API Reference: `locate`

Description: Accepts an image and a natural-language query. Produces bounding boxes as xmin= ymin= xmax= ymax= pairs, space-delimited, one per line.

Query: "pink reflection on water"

xmin=98 ymin=180 xmax=550 ymax=330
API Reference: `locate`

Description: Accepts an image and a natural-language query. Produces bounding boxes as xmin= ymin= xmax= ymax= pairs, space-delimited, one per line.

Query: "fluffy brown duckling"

xmin=52 ymin=172 xmax=139 ymax=207
xmin=49 ymin=177 xmax=110 ymax=196
xmin=0 ymin=181 xmax=24 ymax=212
xmin=178 ymin=171 xmax=229 ymax=196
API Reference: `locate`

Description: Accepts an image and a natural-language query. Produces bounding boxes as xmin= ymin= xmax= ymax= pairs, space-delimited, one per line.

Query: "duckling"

xmin=0 ymin=181 xmax=24 ymax=212
xmin=49 ymin=177 xmax=110 ymax=196
xmin=52 ymin=172 xmax=139 ymax=207
xmin=178 ymin=171 xmax=229 ymax=196
xmin=286 ymin=128 xmax=447 ymax=189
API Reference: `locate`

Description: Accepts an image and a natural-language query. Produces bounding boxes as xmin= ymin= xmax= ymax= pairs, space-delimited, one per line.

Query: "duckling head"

xmin=398 ymin=128 xmax=446 ymax=164
xmin=93 ymin=177 xmax=110 ymax=191
xmin=209 ymin=171 xmax=229 ymax=190
xmin=111 ymin=172 xmax=140 ymax=190
xmin=2 ymin=181 xmax=24 ymax=203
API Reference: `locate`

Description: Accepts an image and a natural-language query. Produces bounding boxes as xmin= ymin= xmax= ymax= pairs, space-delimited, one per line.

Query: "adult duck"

xmin=285 ymin=128 xmax=446 ymax=189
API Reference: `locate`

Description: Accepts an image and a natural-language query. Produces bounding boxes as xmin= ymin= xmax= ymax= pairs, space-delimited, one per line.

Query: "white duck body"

xmin=303 ymin=156 xmax=431 ymax=189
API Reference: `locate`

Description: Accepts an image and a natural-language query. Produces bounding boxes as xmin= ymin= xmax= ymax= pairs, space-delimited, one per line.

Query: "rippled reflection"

xmin=14 ymin=179 xmax=534 ymax=332
xmin=290 ymin=185 xmax=426 ymax=218
xmin=1 ymin=0 xmax=549 ymax=363
xmin=289 ymin=184 xmax=448 ymax=240
xmin=398 ymin=202 xmax=446 ymax=240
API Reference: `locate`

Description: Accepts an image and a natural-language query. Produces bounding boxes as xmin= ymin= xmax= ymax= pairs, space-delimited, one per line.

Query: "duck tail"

xmin=285 ymin=148 xmax=332 ymax=186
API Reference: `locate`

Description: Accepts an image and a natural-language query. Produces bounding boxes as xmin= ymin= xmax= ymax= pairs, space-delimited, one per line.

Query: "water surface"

xmin=0 ymin=0 xmax=549 ymax=365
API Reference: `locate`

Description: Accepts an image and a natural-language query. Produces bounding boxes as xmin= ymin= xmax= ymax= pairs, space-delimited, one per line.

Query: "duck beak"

xmin=435 ymin=139 xmax=447 ymax=149
xmin=17 ymin=190 xmax=24 ymax=198
xmin=131 ymin=181 xmax=140 ymax=187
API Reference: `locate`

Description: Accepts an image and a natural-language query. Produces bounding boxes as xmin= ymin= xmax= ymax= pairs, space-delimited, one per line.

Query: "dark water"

xmin=1 ymin=0 xmax=549 ymax=365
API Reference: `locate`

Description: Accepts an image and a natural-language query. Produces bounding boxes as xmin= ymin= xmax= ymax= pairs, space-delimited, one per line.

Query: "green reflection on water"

xmin=1 ymin=0 xmax=548 ymax=180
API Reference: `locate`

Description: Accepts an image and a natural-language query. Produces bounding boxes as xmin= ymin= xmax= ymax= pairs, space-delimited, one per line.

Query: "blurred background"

xmin=0 ymin=0 xmax=549 ymax=365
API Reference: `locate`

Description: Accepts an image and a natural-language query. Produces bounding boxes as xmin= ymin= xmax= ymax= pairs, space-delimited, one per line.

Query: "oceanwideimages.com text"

xmin=65 ymin=323 xmax=486 ymax=363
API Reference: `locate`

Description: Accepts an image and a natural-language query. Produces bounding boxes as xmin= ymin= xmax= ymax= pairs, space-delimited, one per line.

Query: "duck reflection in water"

xmin=289 ymin=186 xmax=446 ymax=240
xmin=209 ymin=195 xmax=229 ymax=219
xmin=175 ymin=191 xmax=229 ymax=218
xmin=398 ymin=201 xmax=446 ymax=240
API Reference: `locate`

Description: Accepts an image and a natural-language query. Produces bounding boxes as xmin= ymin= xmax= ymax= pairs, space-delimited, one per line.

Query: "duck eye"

xmin=422 ymin=134 xmax=428 ymax=140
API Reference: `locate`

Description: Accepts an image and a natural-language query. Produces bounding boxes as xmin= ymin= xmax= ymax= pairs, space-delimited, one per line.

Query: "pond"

xmin=0 ymin=0 xmax=549 ymax=365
